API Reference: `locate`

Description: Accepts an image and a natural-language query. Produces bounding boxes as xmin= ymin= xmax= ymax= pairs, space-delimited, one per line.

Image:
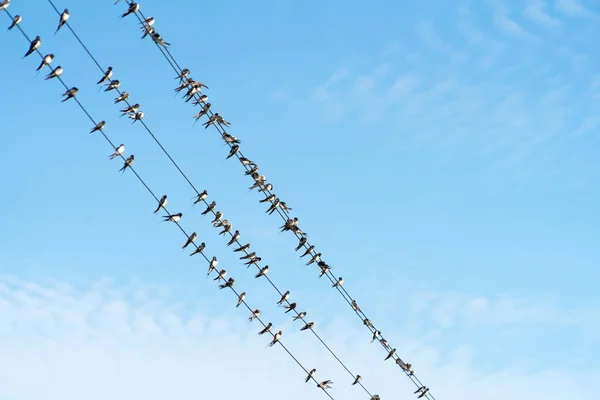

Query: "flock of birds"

xmin=1 ymin=0 xmax=434 ymax=398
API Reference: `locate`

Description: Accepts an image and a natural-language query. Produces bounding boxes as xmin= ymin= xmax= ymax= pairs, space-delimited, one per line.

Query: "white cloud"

xmin=556 ymin=0 xmax=594 ymax=17
xmin=1 ymin=275 xmax=599 ymax=400
xmin=524 ymin=0 xmax=562 ymax=27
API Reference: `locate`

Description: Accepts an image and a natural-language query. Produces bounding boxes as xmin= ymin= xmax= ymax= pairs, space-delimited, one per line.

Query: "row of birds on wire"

xmin=3 ymin=0 xmax=433 ymax=398
xmin=0 ymin=7 xmax=382 ymax=399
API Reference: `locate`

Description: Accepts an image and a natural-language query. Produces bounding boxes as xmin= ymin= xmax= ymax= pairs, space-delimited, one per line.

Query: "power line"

xmin=114 ymin=1 xmax=436 ymax=398
xmin=41 ymin=1 xmax=384 ymax=397
xmin=1 ymin=9 xmax=345 ymax=400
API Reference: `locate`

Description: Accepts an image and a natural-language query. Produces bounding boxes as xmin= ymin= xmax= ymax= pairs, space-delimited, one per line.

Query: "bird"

xmin=174 ymin=68 xmax=190 ymax=80
xmin=280 ymin=201 xmax=293 ymax=211
xmin=416 ymin=387 xmax=429 ymax=398
xmin=192 ymin=94 xmax=208 ymax=106
xmin=255 ymin=266 xmax=268 ymax=278
xmin=396 ymin=358 xmax=412 ymax=371
xmin=162 ymin=213 xmax=182 ymax=223
xmin=305 ymin=368 xmax=316 ymax=383
xmin=295 ymin=237 xmax=308 ymax=252
xmin=0 ymin=0 xmax=10 ymax=11
xmin=45 ymin=66 xmax=63 ymax=80
xmin=233 ymin=243 xmax=250 ymax=253
xmin=207 ymin=257 xmax=218 ymax=276
xmin=259 ymin=194 xmax=275 ymax=204
xmin=130 ymin=111 xmax=144 ymax=123
xmin=111 ymin=93 xmax=128 ymax=106
xmin=236 ymin=292 xmax=246 ymax=307
xmin=258 ymin=323 xmax=272 ymax=335
xmin=202 ymin=114 xmax=219 ymax=129
xmin=104 ymin=80 xmax=120 ymax=92
xmin=332 ymin=277 xmax=343 ymax=288
xmin=414 ymin=386 xmax=426 ymax=395
xmin=154 ymin=195 xmax=167 ymax=213
xmin=258 ymin=183 xmax=273 ymax=193
xmin=201 ymin=201 xmax=216 ymax=215
xmin=284 ymin=303 xmax=297 ymax=313
xmin=60 ymin=87 xmax=78 ymax=102
xmin=226 ymin=145 xmax=239 ymax=160
xmin=36 ymin=54 xmax=54 ymax=72
xmin=277 ymin=291 xmax=290 ymax=305
xmin=213 ymin=269 xmax=227 ymax=282
xmin=244 ymin=165 xmax=258 ymax=176
xmin=351 ymin=300 xmax=360 ymax=312
xmin=227 ymin=230 xmax=240 ymax=246
xmin=55 ymin=9 xmax=69 ymax=33
xmin=293 ymin=311 xmax=306 ymax=321
xmin=385 ymin=348 xmax=396 ymax=361
xmin=249 ymin=309 xmax=261 ymax=321
xmin=371 ymin=330 xmax=380 ymax=343
xmin=300 ymin=322 xmax=314 ymax=331
xmin=267 ymin=331 xmax=282 ymax=347
xmin=353 ymin=375 xmax=362 ymax=385
xmin=120 ymin=103 xmax=139 ymax=116
xmin=300 ymin=245 xmax=315 ymax=258
xmin=218 ymin=222 xmax=232 ymax=236
xmin=318 ymin=264 xmax=331 ymax=277
xmin=119 ymin=155 xmax=134 ymax=173
xmin=239 ymin=252 xmax=256 ymax=260
xmin=108 ymin=144 xmax=124 ymax=160
xmin=370 ymin=395 xmax=381 ymax=400
xmin=97 ymin=67 xmax=113 ymax=85
xmin=223 ymin=133 xmax=240 ymax=144
xmin=317 ymin=380 xmax=333 ymax=390
xmin=120 ymin=2 xmax=139 ymax=18
xmin=219 ymin=277 xmax=234 ymax=289
xmin=211 ymin=211 xmax=223 ymax=225
xmin=90 ymin=120 xmax=105 ymax=133
xmin=140 ymin=16 xmax=155 ymax=27
xmin=192 ymin=190 xmax=208 ymax=205
xmin=151 ymin=32 xmax=170 ymax=46
xmin=239 ymin=157 xmax=254 ymax=166
xmin=7 ymin=15 xmax=21 ymax=30
xmin=244 ymin=257 xmax=261 ymax=266
xmin=306 ymin=252 xmax=321 ymax=266
xmin=189 ymin=242 xmax=206 ymax=257
xmin=23 ymin=35 xmax=41 ymax=58
xmin=182 ymin=232 xmax=197 ymax=249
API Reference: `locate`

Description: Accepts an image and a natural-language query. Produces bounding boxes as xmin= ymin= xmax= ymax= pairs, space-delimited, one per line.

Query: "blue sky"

xmin=1 ymin=0 xmax=599 ymax=399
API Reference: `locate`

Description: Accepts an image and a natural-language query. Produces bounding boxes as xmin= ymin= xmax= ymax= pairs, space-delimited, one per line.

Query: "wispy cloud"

xmin=489 ymin=0 xmax=538 ymax=40
xmin=556 ymin=0 xmax=595 ymax=17
xmin=524 ymin=0 xmax=562 ymax=27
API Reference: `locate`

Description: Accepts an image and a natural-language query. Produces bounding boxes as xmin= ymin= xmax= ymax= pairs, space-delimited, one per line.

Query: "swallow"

xmin=109 ymin=144 xmax=124 ymax=160
xmin=223 ymin=133 xmax=240 ymax=144
xmin=255 ymin=266 xmax=268 ymax=278
xmin=104 ymin=80 xmax=120 ymax=91
xmin=239 ymin=157 xmax=254 ymax=166
xmin=352 ymin=375 xmax=362 ymax=385
xmin=213 ymin=269 xmax=227 ymax=281
xmin=318 ymin=263 xmax=331 ymax=278
xmin=0 ymin=0 xmax=10 ymax=10
xmin=141 ymin=25 xmax=154 ymax=39
xmin=284 ymin=302 xmax=296 ymax=313
xmin=371 ymin=330 xmax=380 ymax=343
xmin=227 ymin=230 xmax=240 ymax=246
xmin=259 ymin=194 xmax=276 ymax=204
xmin=97 ymin=67 xmax=112 ymax=85
xmin=130 ymin=111 xmax=144 ymax=123
xmin=207 ymin=256 xmax=218 ymax=276
xmin=244 ymin=165 xmax=258 ymax=176
xmin=244 ymin=257 xmax=261 ymax=266
xmin=258 ymin=323 xmax=272 ymax=335
xmin=182 ymin=232 xmax=197 ymax=249
xmin=7 ymin=14 xmax=21 ymax=30
xmin=396 ymin=359 xmax=411 ymax=371
xmin=266 ymin=199 xmax=281 ymax=215
xmin=119 ymin=155 xmax=134 ymax=173
xmin=305 ymin=368 xmax=316 ymax=383
xmin=215 ymin=114 xmax=230 ymax=127
xmin=154 ymin=195 xmax=167 ymax=213
xmin=236 ymin=292 xmax=246 ymax=307
xmin=248 ymin=180 xmax=266 ymax=192
xmin=226 ymin=145 xmax=239 ymax=160
xmin=174 ymin=68 xmax=189 ymax=80
xmin=219 ymin=277 xmax=234 ymax=289
xmin=189 ymin=242 xmax=206 ymax=256
xmin=140 ymin=16 xmax=155 ymax=27
xmin=267 ymin=331 xmax=282 ymax=347
xmin=24 ymin=35 xmax=40 ymax=58
xmin=381 ymin=338 xmax=389 ymax=348
xmin=300 ymin=245 xmax=314 ymax=258
xmin=249 ymin=309 xmax=261 ymax=321
xmin=202 ymin=114 xmax=218 ymax=129
xmin=193 ymin=104 xmax=211 ymax=125
xmin=60 ymin=87 xmax=78 ymax=102
xmin=120 ymin=2 xmax=139 ymax=18
xmin=317 ymin=380 xmax=333 ymax=390
xmin=201 ymin=201 xmax=216 ymax=215
xmin=414 ymin=386 xmax=426 ymax=395
xmin=174 ymin=78 xmax=192 ymax=93
xmin=36 ymin=54 xmax=54 ymax=71
xmin=192 ymin=94 xmax=208 ymax=106
xmin=239 ymin=252 xmax=256 ymax=260
xmin=332 ymin=277 xmax=343 ymax=288
xmin=120 ymin=103 xmax=139 ymax=116
xmin=45 ymin=66 xmax=63 ymax=80
xmin=306 ymin=253 xmax=321 ymax=266
xmin=218 ymin=223 xmax=232 ymax=235
xmin=151 ymin=32 xmax=170 ymax=46
xmin=364 ymin=319 xmax=373 ymax=328
xmin=280 ymin=202 xmax=292 ymax=211
xmin=418 ymin=388 xmax=429 ymax=398
xmin=300 ymin=322 xmax=314 ymax=331
xmin=55 ymin=9 xmax=69 ymax=33
xmin=258 ymin=183 xmax=273 ymax=194
xmin=385 ymin=348 xmax=396 ymax=361
xmin=162 ymin=213 xmax=182 ymax=223
xmin=295 ymin=237 xmax=308 ymax=252
xmin=90 ymin=120 xmax=105 ymax=133
xmin=371 ymin=396 xmax=381 ymax=400
xmin=233 ymin=243 xmax=250 ymax=253
xmin=192 ymin=190 xmax=208 ymax=205
xmin=280 ymin=218 xmax=298 ymax=232
xmin=293 ymin=311 xmax=306 ymax=321
xmin=277 ymin=291 xmax=290 ymax=305
xmin=351 ymin=300 xmax=360 ymax=312
xmin=211 ymin=211 xmax=223 ymax=225
xmin=114 ymin=91 xmax=129 ymax=104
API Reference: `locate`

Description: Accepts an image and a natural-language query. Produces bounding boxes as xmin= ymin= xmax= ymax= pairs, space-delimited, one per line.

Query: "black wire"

xmin=42 ymin=1 xmax=381 ymax=397
xmin=116 ymin=1 xmax=436 ymax=398
xmin=2 ymin=9 xmax=337 ymax=400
